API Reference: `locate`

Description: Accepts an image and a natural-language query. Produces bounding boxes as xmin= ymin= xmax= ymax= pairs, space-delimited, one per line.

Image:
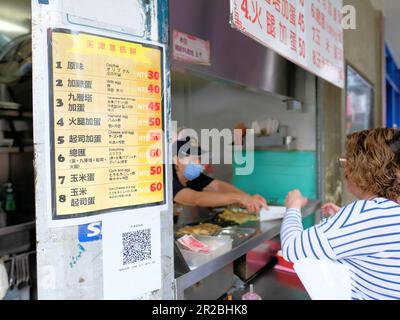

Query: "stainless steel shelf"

xmin=0 ymin=146 xmax=34 ymax=154
xmin=174 ymin=200 xmax=321 ymax=299
xmin=0 ymin=221 xmax=35 ymax=236
xmin=0 ymin=109 xmax=32 ymax=119
xmin=0 ymin=221 xmax=36 ymax=257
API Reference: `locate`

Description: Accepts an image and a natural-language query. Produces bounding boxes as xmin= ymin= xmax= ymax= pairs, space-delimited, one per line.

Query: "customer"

xmin=281 ymin=128 xmax=400 ymax=300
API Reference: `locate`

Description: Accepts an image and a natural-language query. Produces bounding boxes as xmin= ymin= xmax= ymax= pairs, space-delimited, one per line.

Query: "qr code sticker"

xmin=122 ymin=229 xmax=151 ymax=265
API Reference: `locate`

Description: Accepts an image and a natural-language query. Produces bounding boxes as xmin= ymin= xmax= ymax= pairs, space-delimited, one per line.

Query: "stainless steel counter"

xmin=231 ymin=267 xmax=310 ymax=300
xmin=174 ymin=200 xmax=321 ymax=299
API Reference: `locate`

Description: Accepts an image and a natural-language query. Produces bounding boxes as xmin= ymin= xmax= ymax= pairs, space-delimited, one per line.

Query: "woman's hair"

xmin=345 ymin=128 xmax=400 ymax=201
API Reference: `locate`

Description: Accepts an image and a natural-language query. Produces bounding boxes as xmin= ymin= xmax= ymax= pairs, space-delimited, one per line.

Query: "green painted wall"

xmin=233 ymin=150 xmax=317 ymax=228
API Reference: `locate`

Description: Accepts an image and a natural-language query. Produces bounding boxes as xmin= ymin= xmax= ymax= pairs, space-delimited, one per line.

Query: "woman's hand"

xmin=321 ymin=203 xmax=340 ymax=217
xmin=285 ymin=190 xmax=308 ymax=210
xmin=240 ymin=194 xmax=268 ymax=213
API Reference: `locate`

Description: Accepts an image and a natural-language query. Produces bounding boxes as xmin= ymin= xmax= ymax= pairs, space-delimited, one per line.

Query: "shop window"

xmin=345 ymin=65 xmax=374 ymax=135
xmin=385 ymin=44 xmax=400 ymax=128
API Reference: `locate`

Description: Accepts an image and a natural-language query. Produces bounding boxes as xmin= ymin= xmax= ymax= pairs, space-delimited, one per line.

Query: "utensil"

xmin=25 ymin=255 xmax=31 ymax=287
xmin=8 ymin=256 xmax=15 ymax=289
xmin=266 ymin=119 xmax=272 ymax=135
xmin=273 ymin=120 xmax=280 ymax=134
xmin=15 ymin=255 xmax=20 ymax=289
xmin=19 ymin=255 xmax=29 ymax=289
xmin=18 ymin=256 xmax=25 ymax=289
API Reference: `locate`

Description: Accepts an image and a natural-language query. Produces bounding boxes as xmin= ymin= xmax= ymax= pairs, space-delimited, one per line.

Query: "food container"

xmin=174 ymin=223 xmax=222 ymax=238
xmin=234 ymin=239 xmax=280 ymax=281
xmin=177 ymin=235 xmax=232 ymax=269
xmin=216 ymin=227 xmax=256 ymax=247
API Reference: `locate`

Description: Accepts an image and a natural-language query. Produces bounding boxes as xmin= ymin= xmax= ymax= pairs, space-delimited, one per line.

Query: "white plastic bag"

xmin=293 ymin=258 xmax=351 ymax=300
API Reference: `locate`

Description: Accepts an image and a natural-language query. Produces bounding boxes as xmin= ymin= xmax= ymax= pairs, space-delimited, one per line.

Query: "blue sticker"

xmin=78 ymin=222 xmax=102 ymax=242
xmin=38 ymin=0 xmax=49 ymax=4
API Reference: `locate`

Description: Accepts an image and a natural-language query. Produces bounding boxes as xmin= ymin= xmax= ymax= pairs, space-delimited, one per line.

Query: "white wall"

xmin=171 ymin=72 xmax=317 ymax=181
xmin=32 ymin=0 xmax=173 ymax=300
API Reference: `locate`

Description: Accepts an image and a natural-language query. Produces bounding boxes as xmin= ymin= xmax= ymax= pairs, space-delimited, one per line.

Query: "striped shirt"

xmin=281 ymin=197 xmax=400 ymax=300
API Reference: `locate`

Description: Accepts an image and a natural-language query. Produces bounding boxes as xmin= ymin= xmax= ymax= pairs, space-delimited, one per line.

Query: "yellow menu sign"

xmin=49 ymin=29 xmax=165 ymax=219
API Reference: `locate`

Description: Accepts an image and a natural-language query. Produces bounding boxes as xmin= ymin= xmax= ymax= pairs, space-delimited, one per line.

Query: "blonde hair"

xmin=345 ymin=129 xmax=400 ymax=201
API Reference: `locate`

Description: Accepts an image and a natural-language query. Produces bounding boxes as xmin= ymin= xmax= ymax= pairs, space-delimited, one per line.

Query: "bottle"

xmin=241 ymin=284 xmax=262 ymax=300
xmin=0 ymin=201 xmax=6 ymax=228
xmin=4 ymin=183 xmax=16 ymax=213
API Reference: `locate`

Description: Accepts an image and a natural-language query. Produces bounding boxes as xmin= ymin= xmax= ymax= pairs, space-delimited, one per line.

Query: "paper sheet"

xmin=102 ymin=209 xmax=161 ymax=299
xmin=259 ymin=206 xmax=286 ymax=221
xmin=293 ymin=259 xmax=352 ymax=300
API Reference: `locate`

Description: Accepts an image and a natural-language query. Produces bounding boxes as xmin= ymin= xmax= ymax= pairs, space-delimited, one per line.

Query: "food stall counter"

xmin=174 ymin=200 xmax=321 ymax=300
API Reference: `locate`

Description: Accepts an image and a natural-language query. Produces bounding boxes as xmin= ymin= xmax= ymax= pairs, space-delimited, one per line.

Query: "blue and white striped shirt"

xmin=281 ymin=197 xmax=400 ymax=300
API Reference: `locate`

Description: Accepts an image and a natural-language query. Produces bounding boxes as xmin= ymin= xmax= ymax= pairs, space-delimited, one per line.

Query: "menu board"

xmin=230 ymin=0 xmax=344 ymax=88
xmin=48 ymin=29 xmax=165 ymax=219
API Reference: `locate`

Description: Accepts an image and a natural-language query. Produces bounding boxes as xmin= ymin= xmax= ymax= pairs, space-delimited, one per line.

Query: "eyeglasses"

xmin=338 ymin=157 xmax=347 ymax=168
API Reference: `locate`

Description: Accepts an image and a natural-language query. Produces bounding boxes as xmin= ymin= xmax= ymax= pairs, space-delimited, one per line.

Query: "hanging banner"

xmin=49 ymin=29 xmax=166 ymax=220
xmin=230 ymin=0 xmax=344 ymax=88
xmin=172 ymin=29 xmax=211 ymax=66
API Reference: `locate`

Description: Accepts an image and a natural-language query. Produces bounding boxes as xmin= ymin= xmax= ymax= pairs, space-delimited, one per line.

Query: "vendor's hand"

xmin=321 ymin=203 xmax=340 ymax=217
xmin=285 ymin=190 xmax=308 ymax=210
xmin=240 ymin=194 xmax=268 ymax=213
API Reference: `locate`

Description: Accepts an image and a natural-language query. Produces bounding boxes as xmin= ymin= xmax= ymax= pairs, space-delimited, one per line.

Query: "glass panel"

xmin=0 ymin=0 xmax=31 ymax=110
xmin=345 ymin=66 xmax=374 ymax=134
xmin=0 ymin=0 xmax=30 ymax=53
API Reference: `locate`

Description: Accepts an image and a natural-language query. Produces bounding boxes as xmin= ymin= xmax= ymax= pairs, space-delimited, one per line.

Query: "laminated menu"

xmin=48 ymin=29 xmax=166 ymax=219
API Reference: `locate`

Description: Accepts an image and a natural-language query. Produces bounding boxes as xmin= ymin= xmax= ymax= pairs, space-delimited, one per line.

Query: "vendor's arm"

xmin=174 ymin=187 xmax=265 ymax=213
xmin=204 ymin=179 xmax=247 ymax=194
xmin=204 ymin=180 xmax=268 ymax=211
xmin=174 ymin=188 xmax=244 ymax=208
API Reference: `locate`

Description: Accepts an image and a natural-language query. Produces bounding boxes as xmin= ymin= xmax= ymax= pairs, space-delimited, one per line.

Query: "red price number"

xmin=148 ymin=102 xmax=161 ymax=111
xmin=148 ymin=70 xmax=160 ymax=80
xmin=150 ymin=182 xmax=163 ymax=192
xmin=148 ymin=84 xmax=161 ymax=94
xmin=150 ymin=166 xmax=162 ymax=175
xmin=149 ymin=132 xmax=161 ymax=141
xmin=149 ymin=117 xmax=161 ymax=126
xmin=149 ymin=148 xmax=161 ymax=158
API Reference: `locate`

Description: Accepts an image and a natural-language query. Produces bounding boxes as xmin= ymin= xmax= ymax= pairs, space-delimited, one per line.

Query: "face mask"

xmin=183 ymin=163 xmax=204 ymax=181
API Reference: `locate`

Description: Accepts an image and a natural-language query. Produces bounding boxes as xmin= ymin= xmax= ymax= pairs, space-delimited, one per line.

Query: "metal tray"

xmin=216 ymin=227 xmax=256 ymax=247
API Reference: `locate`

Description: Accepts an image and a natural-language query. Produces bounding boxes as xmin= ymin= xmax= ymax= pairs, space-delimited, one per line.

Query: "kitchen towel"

xmin=0 ymin=259 xmax=9 ymax=299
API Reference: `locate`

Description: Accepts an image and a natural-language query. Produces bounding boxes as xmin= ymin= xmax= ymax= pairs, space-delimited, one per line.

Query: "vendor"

xmin=172 ymin=137 xmax=268 ymax=215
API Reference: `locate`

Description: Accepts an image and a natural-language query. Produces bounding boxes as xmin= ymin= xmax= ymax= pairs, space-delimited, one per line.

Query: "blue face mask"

xmin=183 ymin=163 xmax=204 ymax=181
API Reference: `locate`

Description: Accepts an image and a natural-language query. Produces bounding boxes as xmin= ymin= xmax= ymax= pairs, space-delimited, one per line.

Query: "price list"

xmin=49 ymin=29 xmax=165 ymax=218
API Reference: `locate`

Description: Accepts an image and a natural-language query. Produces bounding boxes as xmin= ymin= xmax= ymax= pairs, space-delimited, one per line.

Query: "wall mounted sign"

xmin=230 ymin=0 xmax=344 ymax=88
xmin=172 ymin=29 xmax=211 ymax=66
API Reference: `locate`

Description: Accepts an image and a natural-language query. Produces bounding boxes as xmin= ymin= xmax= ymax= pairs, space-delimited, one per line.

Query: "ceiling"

xmin=371 ymin=0 xmax=400 ymax=65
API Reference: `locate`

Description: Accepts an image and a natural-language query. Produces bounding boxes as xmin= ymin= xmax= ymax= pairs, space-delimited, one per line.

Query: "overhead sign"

xmin=49 ymin=29 xmax=166 ymax=220
xmin=230 ymin=0 xmax=344 ymax=88
xmin=172 ymin=29 xmax=211 ymax=66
